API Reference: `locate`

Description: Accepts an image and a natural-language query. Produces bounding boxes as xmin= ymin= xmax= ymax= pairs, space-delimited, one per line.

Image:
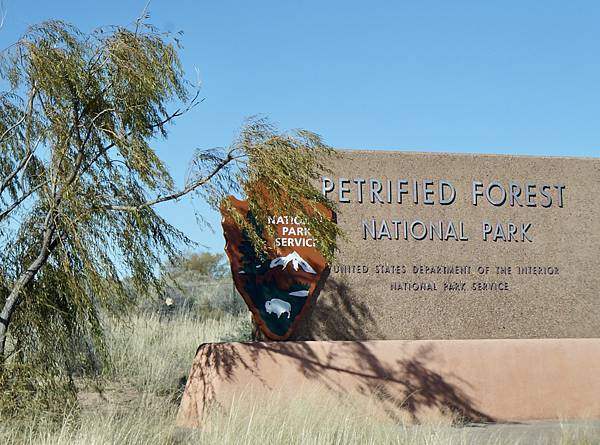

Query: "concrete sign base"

xmin=176 ymin=338 xmax=600 ymax=428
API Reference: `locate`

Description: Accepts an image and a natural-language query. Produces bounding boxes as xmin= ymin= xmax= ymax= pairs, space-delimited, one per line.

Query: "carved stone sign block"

xmin=294 ymin=150 xmax=600 ymax=340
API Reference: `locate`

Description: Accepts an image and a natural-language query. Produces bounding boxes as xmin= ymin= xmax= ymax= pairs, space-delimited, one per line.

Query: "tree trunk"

xmin=0 ymin=227 xmax=57 ymax=364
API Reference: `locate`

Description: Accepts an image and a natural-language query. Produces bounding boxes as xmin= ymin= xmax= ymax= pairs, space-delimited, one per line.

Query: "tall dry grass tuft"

xmin=102 ymin=312 xmax=251 ymax=396
xmin=200 ymin=387 xmax=468 ymax=445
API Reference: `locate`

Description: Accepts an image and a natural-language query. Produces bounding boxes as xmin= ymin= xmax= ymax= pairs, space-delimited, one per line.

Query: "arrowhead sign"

xmin=221 ymin=196 xmax=331 ymax=340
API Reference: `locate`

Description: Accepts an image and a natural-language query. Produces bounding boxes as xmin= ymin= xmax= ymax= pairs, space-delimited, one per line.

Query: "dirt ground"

xmin=439 ymin=420 xmax=600 ymax=444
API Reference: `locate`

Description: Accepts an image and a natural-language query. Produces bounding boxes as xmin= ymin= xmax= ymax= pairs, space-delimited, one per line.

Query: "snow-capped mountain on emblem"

xmin=269 ymin=251 xmax=317 ymax=275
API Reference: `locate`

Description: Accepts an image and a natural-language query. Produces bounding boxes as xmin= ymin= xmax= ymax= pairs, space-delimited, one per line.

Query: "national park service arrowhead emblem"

xmin=221 ymin=196 xmax=331 ymax=340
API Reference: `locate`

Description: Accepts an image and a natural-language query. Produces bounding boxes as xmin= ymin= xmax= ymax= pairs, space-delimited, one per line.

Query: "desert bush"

xmin=132 ymin=268 xmax=246 ymax=321
xmin=164 ymin=252 xmax=229 ymax=280
xmin=132 ymin=251 xmax=247 ymax=321
xmin=156 ymin=274 xmax=246 ymax=320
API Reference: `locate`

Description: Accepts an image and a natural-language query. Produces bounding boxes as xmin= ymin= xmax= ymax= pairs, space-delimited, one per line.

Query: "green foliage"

xmin=215 ymin=117 xmax=341 ymax=262
xmin=0 ymin=361 xmax=78 ymax=421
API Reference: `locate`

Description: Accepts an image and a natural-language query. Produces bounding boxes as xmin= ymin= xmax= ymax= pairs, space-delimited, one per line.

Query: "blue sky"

xmin=2 ymin=1 xmax=599 ymax=252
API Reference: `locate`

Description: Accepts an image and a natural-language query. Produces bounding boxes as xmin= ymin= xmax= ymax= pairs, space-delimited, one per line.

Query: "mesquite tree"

xmin=0 ymin=19 xmax=338 ymax=410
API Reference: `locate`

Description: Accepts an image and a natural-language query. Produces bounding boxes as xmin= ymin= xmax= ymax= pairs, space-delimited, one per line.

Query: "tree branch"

xmin=79 ymin=94 xmax=201 ymax=179
xmin=0 ymin=181 xmax=47 ymax=222
xmin=0 ymin=87 xmax=38 ymax=196
xmin=101 ymin=151 xmax=237 ymax=211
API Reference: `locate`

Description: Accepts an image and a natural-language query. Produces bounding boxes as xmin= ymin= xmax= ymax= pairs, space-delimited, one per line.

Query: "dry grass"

xmin=0 ymin=312 xmax=598 ymax=444
xmin=102 ymin=312 xmax=251 ymax=396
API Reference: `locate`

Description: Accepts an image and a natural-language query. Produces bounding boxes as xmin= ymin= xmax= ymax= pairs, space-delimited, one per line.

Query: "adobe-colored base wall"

xmin=176 ymin=338 xmax=600 ymax=428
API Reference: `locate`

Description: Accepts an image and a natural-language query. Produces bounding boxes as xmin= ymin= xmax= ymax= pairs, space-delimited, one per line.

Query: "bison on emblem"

xmin=265 ymin=298 xmax=291 ymax=319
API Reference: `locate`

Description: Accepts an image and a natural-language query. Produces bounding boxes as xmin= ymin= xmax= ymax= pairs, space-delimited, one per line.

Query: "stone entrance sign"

xmin=293 ymin=150 xmax=600 ymax=340
xmin=180 ymin=149 xmax=600 ymax=429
